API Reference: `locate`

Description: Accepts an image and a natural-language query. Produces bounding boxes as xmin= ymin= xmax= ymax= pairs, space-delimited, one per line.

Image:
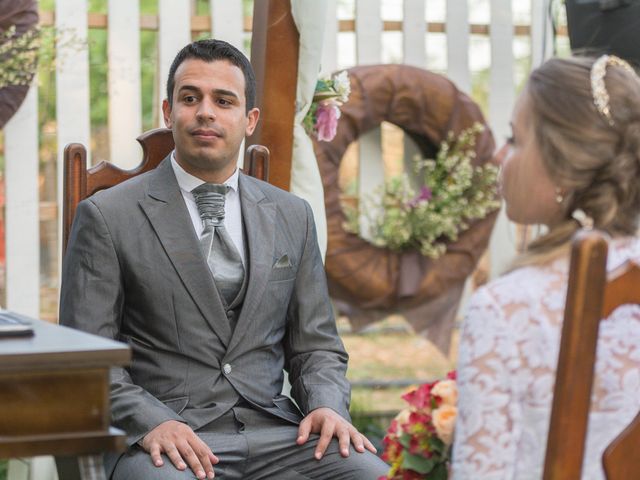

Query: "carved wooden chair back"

xmin=543 ymin=229 xmax=640 ymax=479
xmin=63 ymin=127 xmax=269 ymax=253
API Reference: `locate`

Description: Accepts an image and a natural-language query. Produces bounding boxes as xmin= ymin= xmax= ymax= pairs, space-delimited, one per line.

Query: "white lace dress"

xmin=451 ymin=237 xmax=640 ymax=480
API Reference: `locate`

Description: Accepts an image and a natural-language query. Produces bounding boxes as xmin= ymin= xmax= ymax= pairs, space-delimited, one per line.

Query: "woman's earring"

xmin=555 ymin=187 xmax=564 ymax=204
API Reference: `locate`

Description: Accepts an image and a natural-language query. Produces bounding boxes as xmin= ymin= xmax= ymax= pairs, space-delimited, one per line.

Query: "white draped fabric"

xmin=290 ymin=0 xmax=329 ymax=260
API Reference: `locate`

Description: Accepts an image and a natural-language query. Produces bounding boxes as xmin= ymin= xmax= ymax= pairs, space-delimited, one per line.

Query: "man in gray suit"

xmin=60 ymin=39 xmax=389 ymax=479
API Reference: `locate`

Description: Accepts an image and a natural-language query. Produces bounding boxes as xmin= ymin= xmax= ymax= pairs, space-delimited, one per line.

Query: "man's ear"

xmin=245 ymin=108 xmax=260 ymax=136
xmin=162 ymin=99 xmax=172 ymax=128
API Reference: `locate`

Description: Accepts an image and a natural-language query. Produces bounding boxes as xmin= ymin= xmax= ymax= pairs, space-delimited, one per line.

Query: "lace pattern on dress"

xmin=451 ymin=238 xmax=640 ymax=480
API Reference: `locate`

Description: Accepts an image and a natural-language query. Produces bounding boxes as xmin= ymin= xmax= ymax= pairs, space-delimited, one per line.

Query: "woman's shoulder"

xmin=467 ymin=234 xmax=640 ymax=320
xmin=471 ymin=258 xmax=568 ymax=313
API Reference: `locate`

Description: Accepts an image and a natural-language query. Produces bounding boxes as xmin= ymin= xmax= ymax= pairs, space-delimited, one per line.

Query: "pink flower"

xmin=407 ymin=186 xmax=432 ymax=208
xmin=402 ymin=383 xmax=432 ymax=410
xmin=315 ymin=103 xmax=340 ymax=141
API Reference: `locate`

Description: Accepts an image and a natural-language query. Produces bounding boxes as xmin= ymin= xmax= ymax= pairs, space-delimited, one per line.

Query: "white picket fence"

xmin=2 ymin=0 xmax=557 ymax=323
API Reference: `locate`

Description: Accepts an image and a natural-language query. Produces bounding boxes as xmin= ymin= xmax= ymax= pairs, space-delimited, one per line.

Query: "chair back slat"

xmin=602 ymin=262 xmax=640 ymax=318
xmin=600 ymin=260 xmax=640 ymax=480
xmin=543 ymin=230 xmax=608 ymax=480
xmin=63 ymin=143 xmax=88 ymax=252
xmin=603 ymin=411 xmax=640 ymax=480
xmin=86 ymin=128 xmax=174 ymax=198
xmin=245 ymin=144 xmax=270 ymax=183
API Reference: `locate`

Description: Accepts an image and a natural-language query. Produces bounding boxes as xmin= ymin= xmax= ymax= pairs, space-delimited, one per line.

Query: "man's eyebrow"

xmin=212 ymin=88 xmax=239 ymax=99
xmin=177 ymin=85 xmax=201 ymax=94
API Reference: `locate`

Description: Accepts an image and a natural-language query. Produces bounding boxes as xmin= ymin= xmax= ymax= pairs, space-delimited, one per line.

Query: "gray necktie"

xmin=192 ymin=183 xmax=244 ymax=306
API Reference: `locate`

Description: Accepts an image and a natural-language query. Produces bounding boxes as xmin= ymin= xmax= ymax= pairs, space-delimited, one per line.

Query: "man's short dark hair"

xmin=166 ymin=39 xmax=257 ymax=112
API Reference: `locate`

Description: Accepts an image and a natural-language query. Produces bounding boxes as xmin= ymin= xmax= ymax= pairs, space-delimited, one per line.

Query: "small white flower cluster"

xmin=0 ymin=25 xmax=40 ymax=89
xmin=343 ymin=123 xmax=500 ymax=259
xmin=330 ymin=70 xmax=351 ymax=103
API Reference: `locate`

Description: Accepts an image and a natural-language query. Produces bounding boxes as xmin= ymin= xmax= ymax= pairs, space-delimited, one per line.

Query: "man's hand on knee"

xmin=296 ymin=407 xmax=377 ymax=460
xmin=141 ymin=420 xmax=218 ymax=479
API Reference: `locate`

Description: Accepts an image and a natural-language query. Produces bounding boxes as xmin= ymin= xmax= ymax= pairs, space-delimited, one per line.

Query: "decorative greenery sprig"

xmin=344 ymin=123 xmax=500 ymax=259
xmin=0 ymin=25 xmax=41 ymax=89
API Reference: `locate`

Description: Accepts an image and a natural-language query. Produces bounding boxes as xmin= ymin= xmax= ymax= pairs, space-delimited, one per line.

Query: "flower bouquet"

xmin=379 ymin=371 xmax=458 ymax=480
xmin=343 ymin=123 xmax=500 ymax=259
xmin=303 ymin=70 xmax=351 ymax=142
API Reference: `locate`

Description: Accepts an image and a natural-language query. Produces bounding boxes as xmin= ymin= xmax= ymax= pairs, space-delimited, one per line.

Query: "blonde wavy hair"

xmin=511 ymin=56 xmax=640 ymax=269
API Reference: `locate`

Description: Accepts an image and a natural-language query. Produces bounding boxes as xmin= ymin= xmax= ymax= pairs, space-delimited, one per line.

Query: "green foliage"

xmin=0 ymin=459 xmax=6 ymax=480
xmin=88 ymin=0 xmax=107 ymax=13
xmin=429 ymin=462 xmax=449 ymax=480
xmin=88 ymin=28 xmax=108 ymax=127
xmin=140 ymin=31 xmax=159 ymax=131
xmin=401 ymin=449 xmax=436 ymax=474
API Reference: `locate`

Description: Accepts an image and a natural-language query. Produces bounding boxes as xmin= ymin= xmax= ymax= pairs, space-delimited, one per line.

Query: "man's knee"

xmin=110 ymin=449 xmax=198 ymax=480
xmin=330 ymin=448 xmax=390 ymax=480
xmin=292 ymin=442 xmax=389 ymax=480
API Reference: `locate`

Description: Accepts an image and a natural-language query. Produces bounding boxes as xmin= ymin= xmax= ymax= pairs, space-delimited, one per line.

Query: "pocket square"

xmin=273 ymin=254 xmax=292 ymax=268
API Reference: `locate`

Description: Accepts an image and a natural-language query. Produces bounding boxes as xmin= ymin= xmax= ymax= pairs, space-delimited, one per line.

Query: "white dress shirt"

xmin=170 ymin=153 xmax=245 ymax=266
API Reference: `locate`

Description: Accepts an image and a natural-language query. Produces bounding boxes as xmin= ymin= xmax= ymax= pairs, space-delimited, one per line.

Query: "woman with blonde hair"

xmin=451 ymin=55 xmax=640 ymax=479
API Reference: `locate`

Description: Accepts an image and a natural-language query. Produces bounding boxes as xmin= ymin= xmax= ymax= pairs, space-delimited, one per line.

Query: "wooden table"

xmin=0 ymin=314 xmax=130 ymax=478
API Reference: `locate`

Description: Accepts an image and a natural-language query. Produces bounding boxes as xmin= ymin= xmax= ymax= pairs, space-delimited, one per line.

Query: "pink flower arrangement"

xmin=303 ymin=71 xmax=350 ymax=142
xmin=315 ymin=102 xmax=341 ymax=142
xmin=379 ymin=371 xmax=457 ymax=480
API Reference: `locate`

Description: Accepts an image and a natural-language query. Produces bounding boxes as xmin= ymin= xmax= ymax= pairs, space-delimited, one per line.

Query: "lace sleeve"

xmin=451 ymin=287 xmax=521 ymax=479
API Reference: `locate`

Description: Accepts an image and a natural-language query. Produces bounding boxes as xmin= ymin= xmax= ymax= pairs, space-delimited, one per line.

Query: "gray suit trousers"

xmin=108 ymin=406 xmax=389 ymax=480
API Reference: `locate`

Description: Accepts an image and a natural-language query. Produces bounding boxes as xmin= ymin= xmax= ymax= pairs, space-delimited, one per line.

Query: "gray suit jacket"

xmin=60 ymin=157 xmax=350 ymax=448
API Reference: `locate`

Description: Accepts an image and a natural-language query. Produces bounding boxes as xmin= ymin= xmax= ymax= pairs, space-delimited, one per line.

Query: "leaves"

xmin=402 ymin=452 xmax=436 ymax=474
xmin=429 ymin=462 xmax=450 ymax=480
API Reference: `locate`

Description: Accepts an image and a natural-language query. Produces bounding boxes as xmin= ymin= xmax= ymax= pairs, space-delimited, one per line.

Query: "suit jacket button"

xmin=223 ymin=363 xmax=232 ymax=375
xmin=226 ymin=310 xmax=235 ymax=320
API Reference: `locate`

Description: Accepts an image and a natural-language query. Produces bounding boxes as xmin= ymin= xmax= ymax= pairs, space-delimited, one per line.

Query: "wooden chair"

xmin=57 ymin=127 xmax=269 ymax=478
xmin=543 ymin=229 xmax=640 ymax=479
xmin=63 ymin=127 xmax=270 ymax=252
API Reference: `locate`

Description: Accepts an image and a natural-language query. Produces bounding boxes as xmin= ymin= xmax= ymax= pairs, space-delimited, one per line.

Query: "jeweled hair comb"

xmin=590 ymin=54 xmax=636 ymax=127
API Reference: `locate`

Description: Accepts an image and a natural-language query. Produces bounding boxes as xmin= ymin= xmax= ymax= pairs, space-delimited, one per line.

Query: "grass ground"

xmin=340 ymin=315 xmax=458 ymax=413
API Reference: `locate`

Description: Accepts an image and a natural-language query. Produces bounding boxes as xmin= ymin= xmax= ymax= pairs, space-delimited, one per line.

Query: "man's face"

xmin=162 ymin=58 xmax=259 ymax=182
